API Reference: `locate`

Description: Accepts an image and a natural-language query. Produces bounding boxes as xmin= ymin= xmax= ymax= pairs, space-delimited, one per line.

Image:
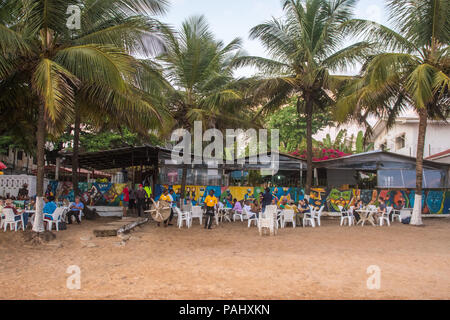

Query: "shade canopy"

xmin=61 ymin=145 xmax=170 ymax=171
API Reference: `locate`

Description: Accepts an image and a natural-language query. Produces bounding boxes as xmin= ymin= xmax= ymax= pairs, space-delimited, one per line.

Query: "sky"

xmin=160 ymin=0 xmax=392 ymax=137
xmin=162 ymin=0 xmax=391 ymax=77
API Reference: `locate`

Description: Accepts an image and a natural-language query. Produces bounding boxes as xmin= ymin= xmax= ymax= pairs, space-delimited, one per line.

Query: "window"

xmin=395 ymin=134 xmax=406 ymax=150
xmin=17 ymin=151 xmax=23 ymax=161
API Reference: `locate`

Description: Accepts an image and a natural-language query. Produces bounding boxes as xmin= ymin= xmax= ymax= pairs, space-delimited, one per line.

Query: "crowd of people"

xmin=0 ymin=183 xmax=90 ymax=230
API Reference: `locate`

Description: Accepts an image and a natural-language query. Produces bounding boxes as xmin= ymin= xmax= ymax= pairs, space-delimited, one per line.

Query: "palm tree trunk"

xmin=72 ymin=105 xmax=81 ymax=196
xmin=305 ymin=95 xmax=314 ymax=195
xmin=180 ymin=164 xmax=187 ymax=205
xmin=32 ymin=103 xmax=46 ymax=233
xmin=411 ymin=107 xmax=427 ymax=226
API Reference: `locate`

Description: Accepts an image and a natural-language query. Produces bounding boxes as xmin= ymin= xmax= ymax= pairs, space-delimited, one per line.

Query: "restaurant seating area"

xmin=0 ymin=192 xmax=414 ymax=234
xmin=0 ymin=200 xmax=81 ymax=232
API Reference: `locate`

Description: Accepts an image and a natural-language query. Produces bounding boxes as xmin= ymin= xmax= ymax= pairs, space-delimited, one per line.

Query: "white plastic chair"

xmin=379 ymin=207 xmax=392 ymax=226
xmin=391 ymin=209 xmax=401 ymax=222
xmin=2 ymin=208 xmax=24 ymax=231
xmin=174 ymin=207 xmax=191 ymax=229
xmin=339 ymin=205 xmax=353 ymax=226
xmin=246 ymin=208 xmax=258 ymax=227
xmin=233 ymin=208 xmax=244 ymax=222
xmin=281 ymin=210 xmax=296 ymax=228
xmin=303 ymin=206 xmax=316 ymax=228
xmin=314 ymin=206 xmax=325 ymax=227
xmin=347 ymin=206 xmax=356 ymax=226
xmin=44 ymin=207 xmax=65 ymax=231
xmin=190 ymin=206 xmax=203 ymax=225
xmin=258 ymin=205 xmax=277 ymax=236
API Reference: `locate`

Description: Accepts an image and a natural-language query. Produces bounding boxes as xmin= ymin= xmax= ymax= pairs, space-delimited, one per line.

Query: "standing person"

xmin=122 ymin=184 xmax=130 ymax=217
xmin=144 ymin=184 xmax=152 ymax=210
xmin=262 ymin=188 xmax=273 ymax=213
xmin=128 ymin=185 xmax=136 ymax=216
xmin=204 ymin=190 xmax=217 ymax=230
xmin=135 ymin=184 xmax=148 ymax=217
xmin=18 ymin=184 xmax=29 ymax=200
xmin=67 ymin=196 xmax=84 ymax=224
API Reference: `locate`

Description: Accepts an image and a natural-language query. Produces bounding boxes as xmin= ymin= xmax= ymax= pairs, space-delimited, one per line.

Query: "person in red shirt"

xmin=122 ymin=185 xmax=130 ymax=217
xmin=4 ymin=199 xmax=20 ymax=215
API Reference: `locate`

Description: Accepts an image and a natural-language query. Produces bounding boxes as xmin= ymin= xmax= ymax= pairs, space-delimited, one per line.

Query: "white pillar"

xmin=32 ymin=196 xmax=45 ymax=233
xmin=411 ymin=194 xmax=423 ymax=225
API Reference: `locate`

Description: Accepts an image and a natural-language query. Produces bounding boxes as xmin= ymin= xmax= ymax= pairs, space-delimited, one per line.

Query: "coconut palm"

xmin=0 ymin=0 xmax=170 ymax=233
xmin=157 ymin=15 xmax=261 ymax=200
xmin=336 ymin=0 xmax=449 ymax=225
xmin=158 ymin=15 xmax=258 ymax=132
xmin=234 ymin=0 xmax=374 ymax=194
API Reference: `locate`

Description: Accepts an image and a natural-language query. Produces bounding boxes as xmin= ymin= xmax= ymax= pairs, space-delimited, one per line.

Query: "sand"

xmin=0 ymin=217 xmax=449 ymax=300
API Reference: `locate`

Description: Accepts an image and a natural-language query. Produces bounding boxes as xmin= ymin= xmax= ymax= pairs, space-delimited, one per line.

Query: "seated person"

xmin=353 ymin=200 xmax=364 ymax=221
xmin=279 ymin=197 xmax=289 ymax=209
xmin=232 ymin=199 xmax=242 ymax=214
xmin=249 ymin=200 xmax=261 ymax=219
xmin=285 ymin=200 xmax=299 ymax=213
xmin=43 ymin=196 xmax=58 ymax=220
xmin=243 ymin=200 xmax=252 ymax=215
xmin=218 ymin=200 xmax=225 ymax=210
xmin=375 ymin=198 xmax=387 ymax=220
xmin=298 ymin=199 xmax=310 ymax=213
xmin=3 ymin=199 xmax=20 ymax=215
xmin=67 ymin=196 xmax=84 ymax=224
xmin=2 ymin=199 xmax=24 ymax=225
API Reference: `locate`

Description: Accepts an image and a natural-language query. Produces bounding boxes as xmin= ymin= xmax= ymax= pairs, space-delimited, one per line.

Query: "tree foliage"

xmin=266 ymin=97 xmax=333 ymax=152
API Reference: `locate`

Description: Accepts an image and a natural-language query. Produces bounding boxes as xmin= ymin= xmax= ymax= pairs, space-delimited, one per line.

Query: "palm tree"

xmin=336 ymin=0 xmax=449 ymax=225
xmin=66 ymin=0 xmax=170 ymax=195
xmin=0 ymin=0 xmax=170 ymax=233
xmin=234 ymin=0 xmax=373 ymax=194
xmin=159 ymin=15 xmax=257 ymax=132
xmin=158 ymin=15 xmax=260 ymax=200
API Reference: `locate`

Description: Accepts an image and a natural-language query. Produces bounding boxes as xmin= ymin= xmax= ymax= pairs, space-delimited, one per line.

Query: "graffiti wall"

xmin=46 ymin=181 xmax=450 ymax=214
xmin=47 ymin=181 xmax=128 ymax=207
xmin=156 ymin=184 xmax=450 ymax=215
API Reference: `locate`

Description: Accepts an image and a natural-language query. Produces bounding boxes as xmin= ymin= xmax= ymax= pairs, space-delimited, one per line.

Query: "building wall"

xmin=0 ymin=149 xmax=36 ymax=174
xmin=373 ymin=121 xmax=450 ymax=158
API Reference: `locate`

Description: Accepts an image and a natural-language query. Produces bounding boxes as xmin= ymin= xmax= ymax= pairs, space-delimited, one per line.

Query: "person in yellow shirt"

xmin=158 ymin=189 xmax=172 ymax=227
xmin=204 ymin=190 xmax=218 ymax=229
xmin=159 ymin=189 xmax=171 ymax=202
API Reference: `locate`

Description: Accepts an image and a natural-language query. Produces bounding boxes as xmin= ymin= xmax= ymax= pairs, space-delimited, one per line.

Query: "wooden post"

xmin=55 ymin=157 xmax=60 ymax=181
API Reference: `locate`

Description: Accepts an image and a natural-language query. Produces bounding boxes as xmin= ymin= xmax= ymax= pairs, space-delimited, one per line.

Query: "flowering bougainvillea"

xmin=290 ymin=148 xmax=352 ymax=162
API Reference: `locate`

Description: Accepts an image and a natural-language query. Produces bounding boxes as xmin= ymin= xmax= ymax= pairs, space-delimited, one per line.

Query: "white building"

xmin=370 ymin=110 xmax=450 ymax=158
xmin=0 ymin=148 xmax=36 ymax=175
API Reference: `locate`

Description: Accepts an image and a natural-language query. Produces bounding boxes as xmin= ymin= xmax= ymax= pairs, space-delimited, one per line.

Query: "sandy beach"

xmin=1 ymin=217 xmax=449 ymax=300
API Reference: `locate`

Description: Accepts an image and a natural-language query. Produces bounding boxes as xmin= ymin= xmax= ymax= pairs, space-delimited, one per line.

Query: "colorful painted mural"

xmin=45 ymin=181 xmax=450 ymax=214
xmin=46 ymin=181 xmax=128 ymax=207
xmin=155 ymin=185 xmax=450 ymax=215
